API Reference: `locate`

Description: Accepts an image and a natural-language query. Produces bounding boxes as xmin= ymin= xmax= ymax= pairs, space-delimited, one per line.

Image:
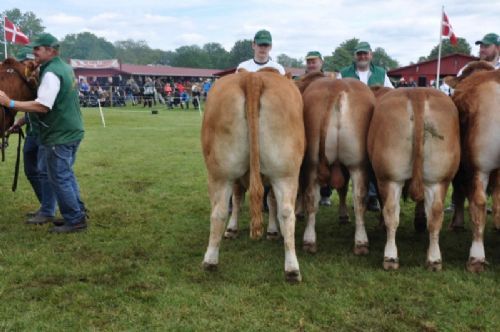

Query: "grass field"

xmin=0 ymin=105 xmax=498 ymax=331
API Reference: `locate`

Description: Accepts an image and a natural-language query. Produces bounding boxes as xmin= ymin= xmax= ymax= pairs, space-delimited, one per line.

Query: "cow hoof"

xmin=338 ymin=215 xmax=350 ymax=224
xmin=303 ymin=242 xmax=317 ymax=254
xmin=426 ymin=260 xmax=442 ymax=272
xmin=414 ymin=218 xmax=427 ymax=233
xmin=354 ymin=243 xmax=369 ymax=256
xmin=466 ymin=258 xmax=489 ymax=273
xmin=285 ymin=270 xmax=302 ymax=283
xmin=266 ymin=231 xmax=281 ymax=241
xmin=223 ymin=228 xmax=238 ymax=239
xmin=202 ymin=262 xmax=218 ymax=271
xmin=383 ymin=257 xmax=399 ymax=270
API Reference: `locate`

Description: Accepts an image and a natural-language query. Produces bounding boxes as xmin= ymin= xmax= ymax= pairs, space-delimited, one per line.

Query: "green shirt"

xmin=38 ymin=56 xmax=84 ymax=145
xmin=25 ymin=113 xmax=40 ymax=137
xmin=340 ymin=63 xmax=386 ymax=86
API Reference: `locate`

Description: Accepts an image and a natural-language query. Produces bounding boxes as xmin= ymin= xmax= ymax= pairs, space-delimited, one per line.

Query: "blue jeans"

xmin=45 ymin=140 xmax=86 ymax=224
xmin=23 ymin=135 xmax=57 ymax=217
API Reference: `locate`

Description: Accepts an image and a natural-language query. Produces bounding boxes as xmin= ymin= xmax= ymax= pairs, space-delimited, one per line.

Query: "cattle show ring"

xmin=0 ymin=5 xmax=499 ymax=331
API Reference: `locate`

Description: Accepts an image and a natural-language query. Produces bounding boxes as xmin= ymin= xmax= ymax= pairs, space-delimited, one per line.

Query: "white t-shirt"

xmin=236 ymin=58 xmax=285 ymax=75
xmin=337 ymin=69 xmax=394 ymax=88
xmin=35 ymin=72 xmax=60 ymax=109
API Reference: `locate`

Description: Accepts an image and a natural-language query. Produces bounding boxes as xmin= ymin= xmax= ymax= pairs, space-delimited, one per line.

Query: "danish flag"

xmin=4 ymin=17 xmax=30 ymax=45
xmin=442 ymin=12 xmax=457 ymax=46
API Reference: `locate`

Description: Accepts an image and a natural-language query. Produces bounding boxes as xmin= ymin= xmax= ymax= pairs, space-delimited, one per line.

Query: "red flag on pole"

xmin=4 ymin=17 xmax=30 ymax=45
xmin=442 ymin=12 xmax=457 ymax=46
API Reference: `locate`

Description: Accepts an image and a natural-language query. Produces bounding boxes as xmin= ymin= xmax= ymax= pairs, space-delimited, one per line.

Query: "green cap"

xmin=28 ymin=33 xmax=59 ymax=48
xmin=475 ymin=33 xmax=499 ymax=46
xmin=355 ymin=41 xmax=372 ymax=54
xmin=305 ymin=51 xmax=322 ymax=60
xmin=254 ymin=30 xmax=272 ymax=45
xmin=16 ymin=46 xmax=35 ymax=61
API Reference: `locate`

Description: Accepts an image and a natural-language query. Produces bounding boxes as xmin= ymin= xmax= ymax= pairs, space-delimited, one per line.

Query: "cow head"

xmin=295 ymin=71 xmax=326 ymax=94
xmin=445 ymin=61 xmax=495 ymax=89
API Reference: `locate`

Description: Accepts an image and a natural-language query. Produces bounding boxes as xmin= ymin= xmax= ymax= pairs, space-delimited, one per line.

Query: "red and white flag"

xmin=442 ymin=12 xmax=457 ymax=46
xmin=4 ymin=17 xmax=30 ymax=45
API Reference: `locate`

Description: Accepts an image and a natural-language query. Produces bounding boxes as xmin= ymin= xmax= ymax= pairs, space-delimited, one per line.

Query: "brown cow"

xmin=368 ymin=88 xmax=460 ymax=270
xmin=446 ymin=62 xmax=500 ymax=272
xmin=201 ymin=68 xmax=305 ymax=282
xmin=370 ymin=85 xmax=428 ymax=233
xmin=0 ymin=58 xmax=37 ymax=158
xmin=299 ymin=75 xmax=375 ymax=254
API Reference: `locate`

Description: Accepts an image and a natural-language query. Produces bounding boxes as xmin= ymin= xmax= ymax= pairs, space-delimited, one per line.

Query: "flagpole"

xmin=3 ymin=16 xmax=8 ymax=60
xmin=435 ymin=5 xmax=444 ymax=89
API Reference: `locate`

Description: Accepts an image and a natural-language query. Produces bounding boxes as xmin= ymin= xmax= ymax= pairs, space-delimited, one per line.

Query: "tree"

xmin=202 ymin=43 xmax=230 ymax=69
xmin=371 ymin=47 xmax=399 ymax=70
xmin=323 ymin=38 xmax=359 ymax=72
xmin=1 ymin=8 xmax=45 ymax=58
xmin=60 ymin=32 xmax=116 ymax=60
xmin=228 ymin=39 xmax=253 ymax=68
xmin=425 ymin=38 xmax=471 ymax=61
xmin=169 ymin=45 xmax=210 ymax=68
xmin=276 ymin=54 xmax=304 ymax=68
xmin=114 ymin=39 xmax=164 ymax=65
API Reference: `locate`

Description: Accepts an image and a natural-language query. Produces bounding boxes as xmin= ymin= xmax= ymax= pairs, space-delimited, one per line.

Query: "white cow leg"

xmin=224 ymin=182 xmax=245 ymax=239
xmin=380 ymin=180 xmax=403 ymax=270
xmin=266 ymin=188 xmax=281 ymax=240
xmin=203 ymin=179 xmax=233 ymax=270
xmin=467 ymin=172 xmax=489 ymax=272
xmin=424 ymin=182 xmax=447 ymax=271
xmin=350 ymin=167 xmax=369 ymax=255
xmin=273 ymin=178 xmax=301 ymax=283
xmin=303 ymin=182 xmax=320 ymax=254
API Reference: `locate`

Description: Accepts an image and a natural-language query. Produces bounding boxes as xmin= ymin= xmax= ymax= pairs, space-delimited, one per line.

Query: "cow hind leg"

xmin=350 ymin=167 xmax=369 ymax=255
xmin=467 ymin=172 xmax=489 ymax=273
xmin=303 ymin=178 xmax=320 ymax=254
xmin=379 ymin=180 xmax=403 ymax=270
xmin=203 ymin=179 xmax=233 ymax=270
xmin=337 ymin=180 xmax=350 ymax=224
xmin=272 ymin=178 xmax=301 ymax=283
xmin=491 ymin=170 xmax=500 ymax=231
xmin=266 ymin=189 xmax=281 ymax=240
xmin=424 ymin=182 xmax=447 ymax=271
xmin=224 ymin=182 xmax=245 ymax=239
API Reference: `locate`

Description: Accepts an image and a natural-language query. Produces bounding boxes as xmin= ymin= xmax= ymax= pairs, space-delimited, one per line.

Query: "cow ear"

xmin=285 ymin=72 xmax=292 ymax=79
xmin=444 ymin=76 xmax=458 ymax=88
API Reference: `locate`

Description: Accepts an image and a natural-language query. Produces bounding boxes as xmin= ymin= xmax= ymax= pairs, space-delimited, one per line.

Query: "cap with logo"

xmin=254 ymin=30 xmax=272 ymax=45
xmin=305 ymin=51 xmax=323 ymax=60
xmin=28 ymin=33 xmax=60 ymax=48
xmin=475 ymin=33 xmax=499 ymax=46
xmin=355 ymin=41 xmax=372 ymax=54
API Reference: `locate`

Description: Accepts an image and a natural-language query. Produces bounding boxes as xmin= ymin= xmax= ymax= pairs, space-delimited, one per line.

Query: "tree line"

xmin=2 ymin=8 xmax=472 ymax=71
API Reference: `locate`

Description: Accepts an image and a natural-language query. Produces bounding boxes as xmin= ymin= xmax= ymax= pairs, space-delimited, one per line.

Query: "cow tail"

xmin=243 ymin=73 xmax=265 ymax=240
xmin=408 ymin=93 xmax=425 ymax=202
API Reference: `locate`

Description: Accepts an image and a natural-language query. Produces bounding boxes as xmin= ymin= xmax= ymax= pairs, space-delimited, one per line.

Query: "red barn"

xmin=388 ymin=53 xmax=477 ymax=86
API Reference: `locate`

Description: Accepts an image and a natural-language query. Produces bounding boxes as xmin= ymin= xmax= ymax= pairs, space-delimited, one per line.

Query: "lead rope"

xmin=1 ymin=107 xmax=6 ymax=162
xmin=11 ymin=127 xmax=24 ymax=192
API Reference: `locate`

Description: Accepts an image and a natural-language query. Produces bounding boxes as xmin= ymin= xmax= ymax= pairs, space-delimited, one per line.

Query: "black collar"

xmin=253 ymin=58 xmax=269 ymax=65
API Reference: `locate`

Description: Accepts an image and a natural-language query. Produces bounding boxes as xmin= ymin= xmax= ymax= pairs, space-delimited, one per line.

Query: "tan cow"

xmin=446 ymin=62 xmax=500 ymax=272
xmin=299 ymin=75 xmax=375 ymax=254
xmin=368 ymin=88 xmax=460 ymax=270
xmin=201 ymin=68 xmax=305 ymax=282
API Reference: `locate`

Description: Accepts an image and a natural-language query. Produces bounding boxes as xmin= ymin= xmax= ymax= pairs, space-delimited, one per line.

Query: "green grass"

xmin=0 ymin=106 xmax=498 ymax=331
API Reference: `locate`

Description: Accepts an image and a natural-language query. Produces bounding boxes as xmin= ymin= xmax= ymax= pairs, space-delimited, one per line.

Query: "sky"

xmin=2 ymin=0 xmax=499 ymax=66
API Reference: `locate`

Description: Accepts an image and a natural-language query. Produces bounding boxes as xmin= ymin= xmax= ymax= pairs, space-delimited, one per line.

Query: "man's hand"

xmin=0 ymin=90 xmax=11 ymax=107
xmin=7 ymin=123 xmax=20 ymax=134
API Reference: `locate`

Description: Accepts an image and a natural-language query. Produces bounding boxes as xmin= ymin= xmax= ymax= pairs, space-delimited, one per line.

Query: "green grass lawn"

xmin=0 ymin=106 xmax=498 ymax=331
